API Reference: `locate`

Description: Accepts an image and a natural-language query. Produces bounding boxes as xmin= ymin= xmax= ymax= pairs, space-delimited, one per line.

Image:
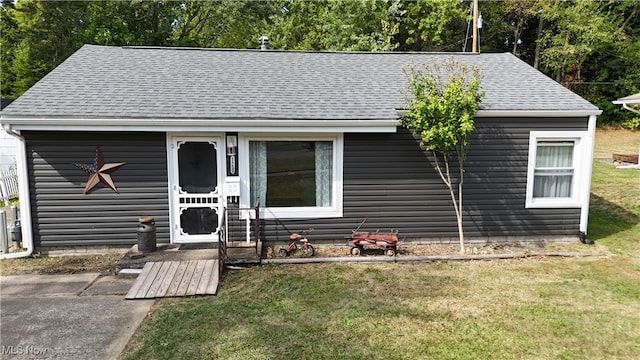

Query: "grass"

xmin=121 ymin=258 xmax=640 ymax=359
xmin=120 ymin=130 xmax=640 ymax=360
xmin=588 ymin=160 xmax=639 ymax=255
xmin=0 ymin=253 xmax=121 ymax=275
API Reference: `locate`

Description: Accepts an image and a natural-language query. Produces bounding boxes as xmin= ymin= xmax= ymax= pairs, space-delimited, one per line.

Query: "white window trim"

xmin=238 ymin=133 xmax=344 ymax=219
xmin=525 ymin=131 xmax=587 ymax=208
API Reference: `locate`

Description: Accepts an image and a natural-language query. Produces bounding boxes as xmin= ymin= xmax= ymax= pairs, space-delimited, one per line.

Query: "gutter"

xmin=475 ymin=109 xmax=602 ymax=117
xmin=612 ymin=98 xmax=640 ymax=115
xmin=578 ymin=114 xmax=597 ymax=241
xmin=621 ymin=103 xmax=640 ymax=115
xmin=1 ymin=125 xmax=33 ymax=259
xmin=0 ymin=115 xmax=400 ymax=133
xmin=396 ymin=109 xmax=603 ymax=118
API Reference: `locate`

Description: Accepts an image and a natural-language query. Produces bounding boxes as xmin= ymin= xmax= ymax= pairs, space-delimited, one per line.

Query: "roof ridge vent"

xmin=259 ymin=36 xmax=269 ymax=50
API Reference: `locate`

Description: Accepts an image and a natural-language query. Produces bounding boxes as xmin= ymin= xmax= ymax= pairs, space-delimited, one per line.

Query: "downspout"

xmin=1 ymin=125 xmax=33 ymax=259
xmin=622 ymin=103 xmax=640 ymax=115
xmin=578 ymin=114 xmax=597 ymax=244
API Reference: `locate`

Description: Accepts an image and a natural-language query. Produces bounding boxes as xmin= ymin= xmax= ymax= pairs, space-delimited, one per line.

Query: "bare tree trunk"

xmin=513 ymin=23 xmax=521 ymax=55
xmin=533 ymin=17 xmax=544 ymax=70
xmin=151 ymin=1 xmax=160 ymax=45
xmin=432 ymin=151 xmax=466 ymax=254
xmin=457 ymin=159 xmax=465 ymax=254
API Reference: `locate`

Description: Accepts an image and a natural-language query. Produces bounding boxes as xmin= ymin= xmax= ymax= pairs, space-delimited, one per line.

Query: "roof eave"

xmin=0 ymin=115 xmax=400 ymax=133
xmin=475 ymin=109 xmax=602 ymax=117
xmin=395 ymin=109 xmax=602 ymax=118
xmin=612 ymin=99 xmax=640 ymax=105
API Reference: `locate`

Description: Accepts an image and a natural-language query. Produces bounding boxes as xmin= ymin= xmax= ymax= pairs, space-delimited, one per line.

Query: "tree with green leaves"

xmin=397 ymin=0 xmax=468 ymax=52
xmin=268 ymin=0 xmax=401 ymax=51
xmin=402 ymin=58 xmax=483 ymax=253
xmin=85 ymin=1 xmax=179 ymax=47
xmin=172 ymin=1 xmax=278 ymax=49
xmin=539 ymin=0 xmax=619 ymax=87
xmin=0 ymin=0 xmax=19 ymax=98
xmin=2 ymin=0 xmax=90 ymax=97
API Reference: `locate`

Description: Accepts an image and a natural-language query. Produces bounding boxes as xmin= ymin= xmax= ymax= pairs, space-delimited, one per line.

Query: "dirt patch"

xmin=263 ymin=241 xmax=607 ymax=259
xmin=0 ymin=253 xmax=121 ymax=275
xmin=594 ymin=128 xmax=640 ymax=159
xmin=0 ymin=242 xmax=606 ymax=276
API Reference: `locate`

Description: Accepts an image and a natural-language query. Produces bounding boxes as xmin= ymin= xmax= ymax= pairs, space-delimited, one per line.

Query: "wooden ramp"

xmin=126 ymin=259 xmax=219 ymax=299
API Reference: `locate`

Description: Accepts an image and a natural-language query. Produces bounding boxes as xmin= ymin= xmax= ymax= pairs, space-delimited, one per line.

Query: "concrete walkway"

xmin=0 ymin=274 xmax=154 ymax=360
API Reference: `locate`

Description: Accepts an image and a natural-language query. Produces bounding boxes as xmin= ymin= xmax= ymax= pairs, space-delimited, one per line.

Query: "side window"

xmin=532 ymin=141 xmax=574 ymax=198
xmin=526 ymin=132 xmax=586 ymax=208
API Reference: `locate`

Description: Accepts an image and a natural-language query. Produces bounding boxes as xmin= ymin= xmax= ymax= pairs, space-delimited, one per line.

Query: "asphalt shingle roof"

xmin=2 ymin=44 xmax=599 ymax=120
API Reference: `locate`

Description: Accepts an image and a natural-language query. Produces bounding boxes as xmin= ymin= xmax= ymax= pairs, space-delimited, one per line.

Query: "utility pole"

xmin=472 ymin=0 xmax=478 ymax=53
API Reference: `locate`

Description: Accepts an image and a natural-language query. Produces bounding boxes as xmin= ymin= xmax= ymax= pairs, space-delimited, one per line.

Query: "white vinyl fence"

xmin=0 ymin=167 xmax=19 ymax=203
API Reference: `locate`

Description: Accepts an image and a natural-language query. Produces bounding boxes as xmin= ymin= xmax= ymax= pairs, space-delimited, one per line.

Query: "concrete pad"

xmin=0 ymin=273 xmax=99 ymax=296
xmin=0 ymin=275 xmax=154 ymax=360
xmin=118 ymin=268 xmax=142 ymax=278
xmin=117 ymin=243 xmax=218 ymax=270
xmin=81 ymin=276 xmax=136 ymax=296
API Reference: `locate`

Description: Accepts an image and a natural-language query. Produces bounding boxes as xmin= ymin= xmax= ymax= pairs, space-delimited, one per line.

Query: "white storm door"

xmin=170 ymin=137 xmax=223 ymax=243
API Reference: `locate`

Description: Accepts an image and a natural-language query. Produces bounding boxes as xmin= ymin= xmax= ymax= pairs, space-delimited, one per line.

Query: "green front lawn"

xmin=121 ymin=159 xmax=640 ymax=360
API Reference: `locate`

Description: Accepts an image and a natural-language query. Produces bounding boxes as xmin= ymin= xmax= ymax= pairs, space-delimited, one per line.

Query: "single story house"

xmin=0 ymin=44 xmax=601 ymax=257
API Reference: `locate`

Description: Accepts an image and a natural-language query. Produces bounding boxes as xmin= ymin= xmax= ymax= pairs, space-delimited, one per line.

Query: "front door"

xmin=169 ymin=136 xmax=223 ymax=243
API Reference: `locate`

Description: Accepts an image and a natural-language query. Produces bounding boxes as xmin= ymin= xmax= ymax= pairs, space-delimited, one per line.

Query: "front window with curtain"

xmin=249 ymin=140 xmax=333 ymax=208
xmin=533 ymin=141 xmax=574 ymax=198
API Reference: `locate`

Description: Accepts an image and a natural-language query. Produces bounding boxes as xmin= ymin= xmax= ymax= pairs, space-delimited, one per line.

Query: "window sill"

xmin=525 ymin=199 xmax=582 ymax=209
xmin=241 ymin=207 xmax=343 ymax=219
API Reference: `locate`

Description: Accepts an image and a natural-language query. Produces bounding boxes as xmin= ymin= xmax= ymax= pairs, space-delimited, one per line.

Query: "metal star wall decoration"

xmin=73 ymin=147 xmax=126 ymax=194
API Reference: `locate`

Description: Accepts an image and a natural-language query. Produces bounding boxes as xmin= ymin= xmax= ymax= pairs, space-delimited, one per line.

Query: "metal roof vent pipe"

xmin=259 ymin=36 xmax=269 ymax=50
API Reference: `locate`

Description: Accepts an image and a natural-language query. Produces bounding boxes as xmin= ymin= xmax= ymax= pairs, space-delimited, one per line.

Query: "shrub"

xmin=621 ymin=116 xmax=640 ymax=131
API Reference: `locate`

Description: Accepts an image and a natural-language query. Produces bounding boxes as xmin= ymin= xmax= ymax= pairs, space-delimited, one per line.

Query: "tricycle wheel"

xmin=351 ymin=247 xmax=361 ymax=256
xmin=304 ymin=245 xmax=315 ymax=257
xmin=385 ymin=248 xmax=396 ymax=257
xmin=278 ymin=248 xmax=289 ymax=257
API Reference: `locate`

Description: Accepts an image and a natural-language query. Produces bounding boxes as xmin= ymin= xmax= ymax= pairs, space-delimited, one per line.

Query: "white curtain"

xmin=315 ymin=141 xmax=333 ymax=207
xmin=533 ymin=143 xmax=573 ymax=198
xmin=249 ymin=141 xmax=267 ymax=207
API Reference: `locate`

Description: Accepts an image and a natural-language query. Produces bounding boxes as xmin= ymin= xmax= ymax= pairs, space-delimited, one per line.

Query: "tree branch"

xmin=618 ymin=4 xmax=638 ymax=33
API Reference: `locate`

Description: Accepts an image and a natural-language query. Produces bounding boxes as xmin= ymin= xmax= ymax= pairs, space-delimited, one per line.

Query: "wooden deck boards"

xmin=126 ymin=259 xmax=219 ymax=299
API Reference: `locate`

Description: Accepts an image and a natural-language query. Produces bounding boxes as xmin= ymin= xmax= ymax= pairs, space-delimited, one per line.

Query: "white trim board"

xmin=1 ymin=117 xmax=399 ymax=133
xmin=238 ymin=133 xmax=344 ymax=219
xmin=524 ymin=130 xmax=589 ymax=209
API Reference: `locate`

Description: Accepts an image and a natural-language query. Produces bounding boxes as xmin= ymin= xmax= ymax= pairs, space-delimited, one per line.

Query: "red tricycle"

xmin=347 ymin=219 xmax=398 ymax=256
xmin=279 ymin=229 xmax=315 ymax=257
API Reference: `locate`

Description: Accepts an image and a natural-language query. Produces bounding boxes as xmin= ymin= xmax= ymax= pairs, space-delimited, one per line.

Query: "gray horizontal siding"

xmin=258 ymin=117 xmax=587 ymax=243
xmin=23 ymin=116 xmax=588 ymax=247
xmin=24 ymin=131 xmax=169 ymax=247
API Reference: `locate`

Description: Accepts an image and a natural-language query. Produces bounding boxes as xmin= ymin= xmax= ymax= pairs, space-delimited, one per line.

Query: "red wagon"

xmin=347 ymin=219 xmax=399 ymax=256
